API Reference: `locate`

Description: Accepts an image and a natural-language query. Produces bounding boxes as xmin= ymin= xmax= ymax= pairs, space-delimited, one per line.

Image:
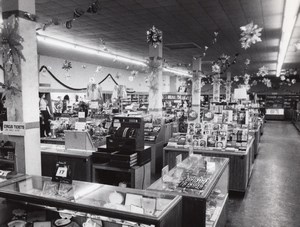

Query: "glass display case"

xmin=148 ymin=155 xmax=229 ymax=227
xmin=0 ymin=175 xmax=182 ymax=227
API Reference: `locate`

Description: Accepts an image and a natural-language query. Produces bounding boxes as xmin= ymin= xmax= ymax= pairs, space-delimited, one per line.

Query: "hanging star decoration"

xmin=95 ymin=66 xmax=102 ymax=73
xmin=62 ymin=60 xmax=72 ymax=71
xmin=0 ymin=15 xmax=26 ymax=75
xmin=129 ymin=70 xmax=138 ymax=81
xmin=245 ymin=58 xmax=250 ymax=65
xmin=146 ymin=26 xmax=163 ymax=48
xmin=244 ymin=73 xmax=250 ymax=85
xmin=257 ymin=66 xmax=268 ymax=77
xmin=262 ymin=78 xmax=272 ymax=88
xmin=212 ymin=63 xmax=221 ymax=73
xmin=251 ymin=80 xmax=258 ymax=86
xmin=240 ymin=22 xmax=263 ymax=49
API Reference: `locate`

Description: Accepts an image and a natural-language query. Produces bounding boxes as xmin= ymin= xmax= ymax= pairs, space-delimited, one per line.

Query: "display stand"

xmin=163 ymin=137 xmax=255 ymax=193
xmin=148 ymin=155 xmax=229 ymax=227
xmin=92 ymin=144 xmax=151 ymax=189
xmin=0 ymin=175 xmax=182 ymax=227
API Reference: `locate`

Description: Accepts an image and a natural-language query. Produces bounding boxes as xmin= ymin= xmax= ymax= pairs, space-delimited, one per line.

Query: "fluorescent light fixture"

xmin=37 ymin=34 xmax=193 ymax=76
xmin=163 ymin=67 xmax=191 ymax=77
xmin=37 ymin=34 xmax=147 ymax=67
xmin=276 ymin=0 xmax=300 ymax=77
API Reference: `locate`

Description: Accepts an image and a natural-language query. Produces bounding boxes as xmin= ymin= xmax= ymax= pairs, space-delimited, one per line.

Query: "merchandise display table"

xmin=0 ymin=175 xmax=182 ymax=227
xmin=41 ymin=144 xmax=94 ymax=182
xmin=163 ymin=137 xmax=255 ymax=192
xmin=148 ymin=155 xmax=229 ymax=227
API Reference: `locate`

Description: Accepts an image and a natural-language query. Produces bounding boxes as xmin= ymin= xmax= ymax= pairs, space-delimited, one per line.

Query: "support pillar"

xmin=225 ymin=72 xmax=232 ymax=102
xmin=2 ymin=0 xmax=41 ymax=175
xmin=148 ymin=41 xmax=163 ymax=116
xmin=191 ymin=57 xmax=202 ymax=122
xmin=212 ymin=74 xmax=221 ymax=102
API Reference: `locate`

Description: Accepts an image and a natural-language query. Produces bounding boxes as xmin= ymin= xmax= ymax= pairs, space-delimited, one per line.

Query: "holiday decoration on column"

xmin=146 ymin=26 xmax=162 ymax=48
xmin=146 ymin=56 xmax=163 ymax=94
xmin=0 ymin=15 xmax=25 ymax=120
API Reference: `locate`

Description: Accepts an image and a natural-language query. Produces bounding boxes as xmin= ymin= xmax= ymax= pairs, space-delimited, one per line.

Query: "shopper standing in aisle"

xmin=39 ymin=93 xmax=52 ymax=137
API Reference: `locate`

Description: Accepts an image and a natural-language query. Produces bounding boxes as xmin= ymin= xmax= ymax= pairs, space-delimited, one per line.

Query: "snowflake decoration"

xmin=251 ymin=80 xmax=257 ymax=86
xmin=219 ymin=54 xmax=230 ymax=64
xmin=257 ymin=66 xmax=268 ymax=77
xmin=262 ymin=78 xmax=271 ymax=87
xmin=244 ymin=73 xmax=250 ymax=80
xmin=212 ymin=63 xmax=221 ymax=73
xmin=245 ymin=59 xmax=250 ymax=65
xmin=62 ymin=60 xmax=72 ymax=71
xmin=240 ymin=22 xmax=263 ymax=49
xmin=146 ymin=26 xmax=162 ymax=48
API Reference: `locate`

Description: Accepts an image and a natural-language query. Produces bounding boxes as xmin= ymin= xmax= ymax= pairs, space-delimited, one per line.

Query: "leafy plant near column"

xmin=0 ymin=15 xmax=25 ymax=121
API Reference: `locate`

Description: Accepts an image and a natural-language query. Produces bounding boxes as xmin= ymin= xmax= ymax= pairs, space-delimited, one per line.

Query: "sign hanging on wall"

xmin=2 ymin=121 xmax=26 ymax=136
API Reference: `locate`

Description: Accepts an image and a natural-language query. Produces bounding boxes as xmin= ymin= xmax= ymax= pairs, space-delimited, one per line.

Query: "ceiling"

xmin=34 ymin=0 xmax=298 ymax=77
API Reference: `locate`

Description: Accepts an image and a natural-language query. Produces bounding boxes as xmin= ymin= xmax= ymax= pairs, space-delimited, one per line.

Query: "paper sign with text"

xmin=3 ymin=122 xmax=25 ymax=136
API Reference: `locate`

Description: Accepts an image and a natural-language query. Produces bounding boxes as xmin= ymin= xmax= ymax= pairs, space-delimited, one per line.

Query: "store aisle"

xmin=226 ymin=121 xmax=300 ymax=227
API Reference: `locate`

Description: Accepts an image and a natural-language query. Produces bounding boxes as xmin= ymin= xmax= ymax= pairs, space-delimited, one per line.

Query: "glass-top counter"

xmin=0 ymin=175 xmax=181 ymax=223
xmin=148 ymin=155 xmax=229 ymax=198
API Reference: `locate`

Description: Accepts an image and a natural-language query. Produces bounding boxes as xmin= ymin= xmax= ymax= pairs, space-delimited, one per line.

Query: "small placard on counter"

xmin=176 ymin=154 xmax=182 ymax=166
xmin=75 ymin=122 xmax=86 ymax=131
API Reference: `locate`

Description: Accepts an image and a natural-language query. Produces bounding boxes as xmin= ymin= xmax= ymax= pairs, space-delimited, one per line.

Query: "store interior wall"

xmin=39 ymin=55 xmax=171 ymax=97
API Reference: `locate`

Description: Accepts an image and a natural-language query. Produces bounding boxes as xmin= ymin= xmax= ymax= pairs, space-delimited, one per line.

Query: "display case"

xmin=163 ymin=136 xmax=254 ymax=193
xmin=148 ymin=155 xmax=229 ymax=227
xmin=0 ymin=175 xmax=182 ymax=227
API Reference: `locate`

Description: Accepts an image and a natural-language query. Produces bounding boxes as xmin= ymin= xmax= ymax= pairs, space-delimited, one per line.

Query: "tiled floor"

xmin=226 ymin=121 xmax=300 ymax=227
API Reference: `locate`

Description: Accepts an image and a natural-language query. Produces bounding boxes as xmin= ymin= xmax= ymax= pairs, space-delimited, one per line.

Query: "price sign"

xmin=52 ymin=161 xmax=72 ymax=184
xmin=55 ymin=166 xmax=68 ymax=178
xmin=176 ymin=154 xmax=182 ymax=166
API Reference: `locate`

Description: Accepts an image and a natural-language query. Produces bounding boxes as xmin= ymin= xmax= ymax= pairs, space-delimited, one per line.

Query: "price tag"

xmin=55 ymin=166 xmax=68 ymax=178
xmin=176 ymin=154 xmax=182 ymax=166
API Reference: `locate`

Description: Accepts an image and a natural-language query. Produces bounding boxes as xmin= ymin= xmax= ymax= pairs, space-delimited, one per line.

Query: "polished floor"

xmin=226 ymin=121 xmax=300 ymax=227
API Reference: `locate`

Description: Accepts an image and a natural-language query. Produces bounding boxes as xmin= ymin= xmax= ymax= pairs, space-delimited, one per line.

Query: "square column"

xmin=2 ymin=0 xmax=41 ymax=175
xmin=148 ymin=42 xmax=163 ymax=116
xmin=191 ymin=57 xmax=202 ymax=122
